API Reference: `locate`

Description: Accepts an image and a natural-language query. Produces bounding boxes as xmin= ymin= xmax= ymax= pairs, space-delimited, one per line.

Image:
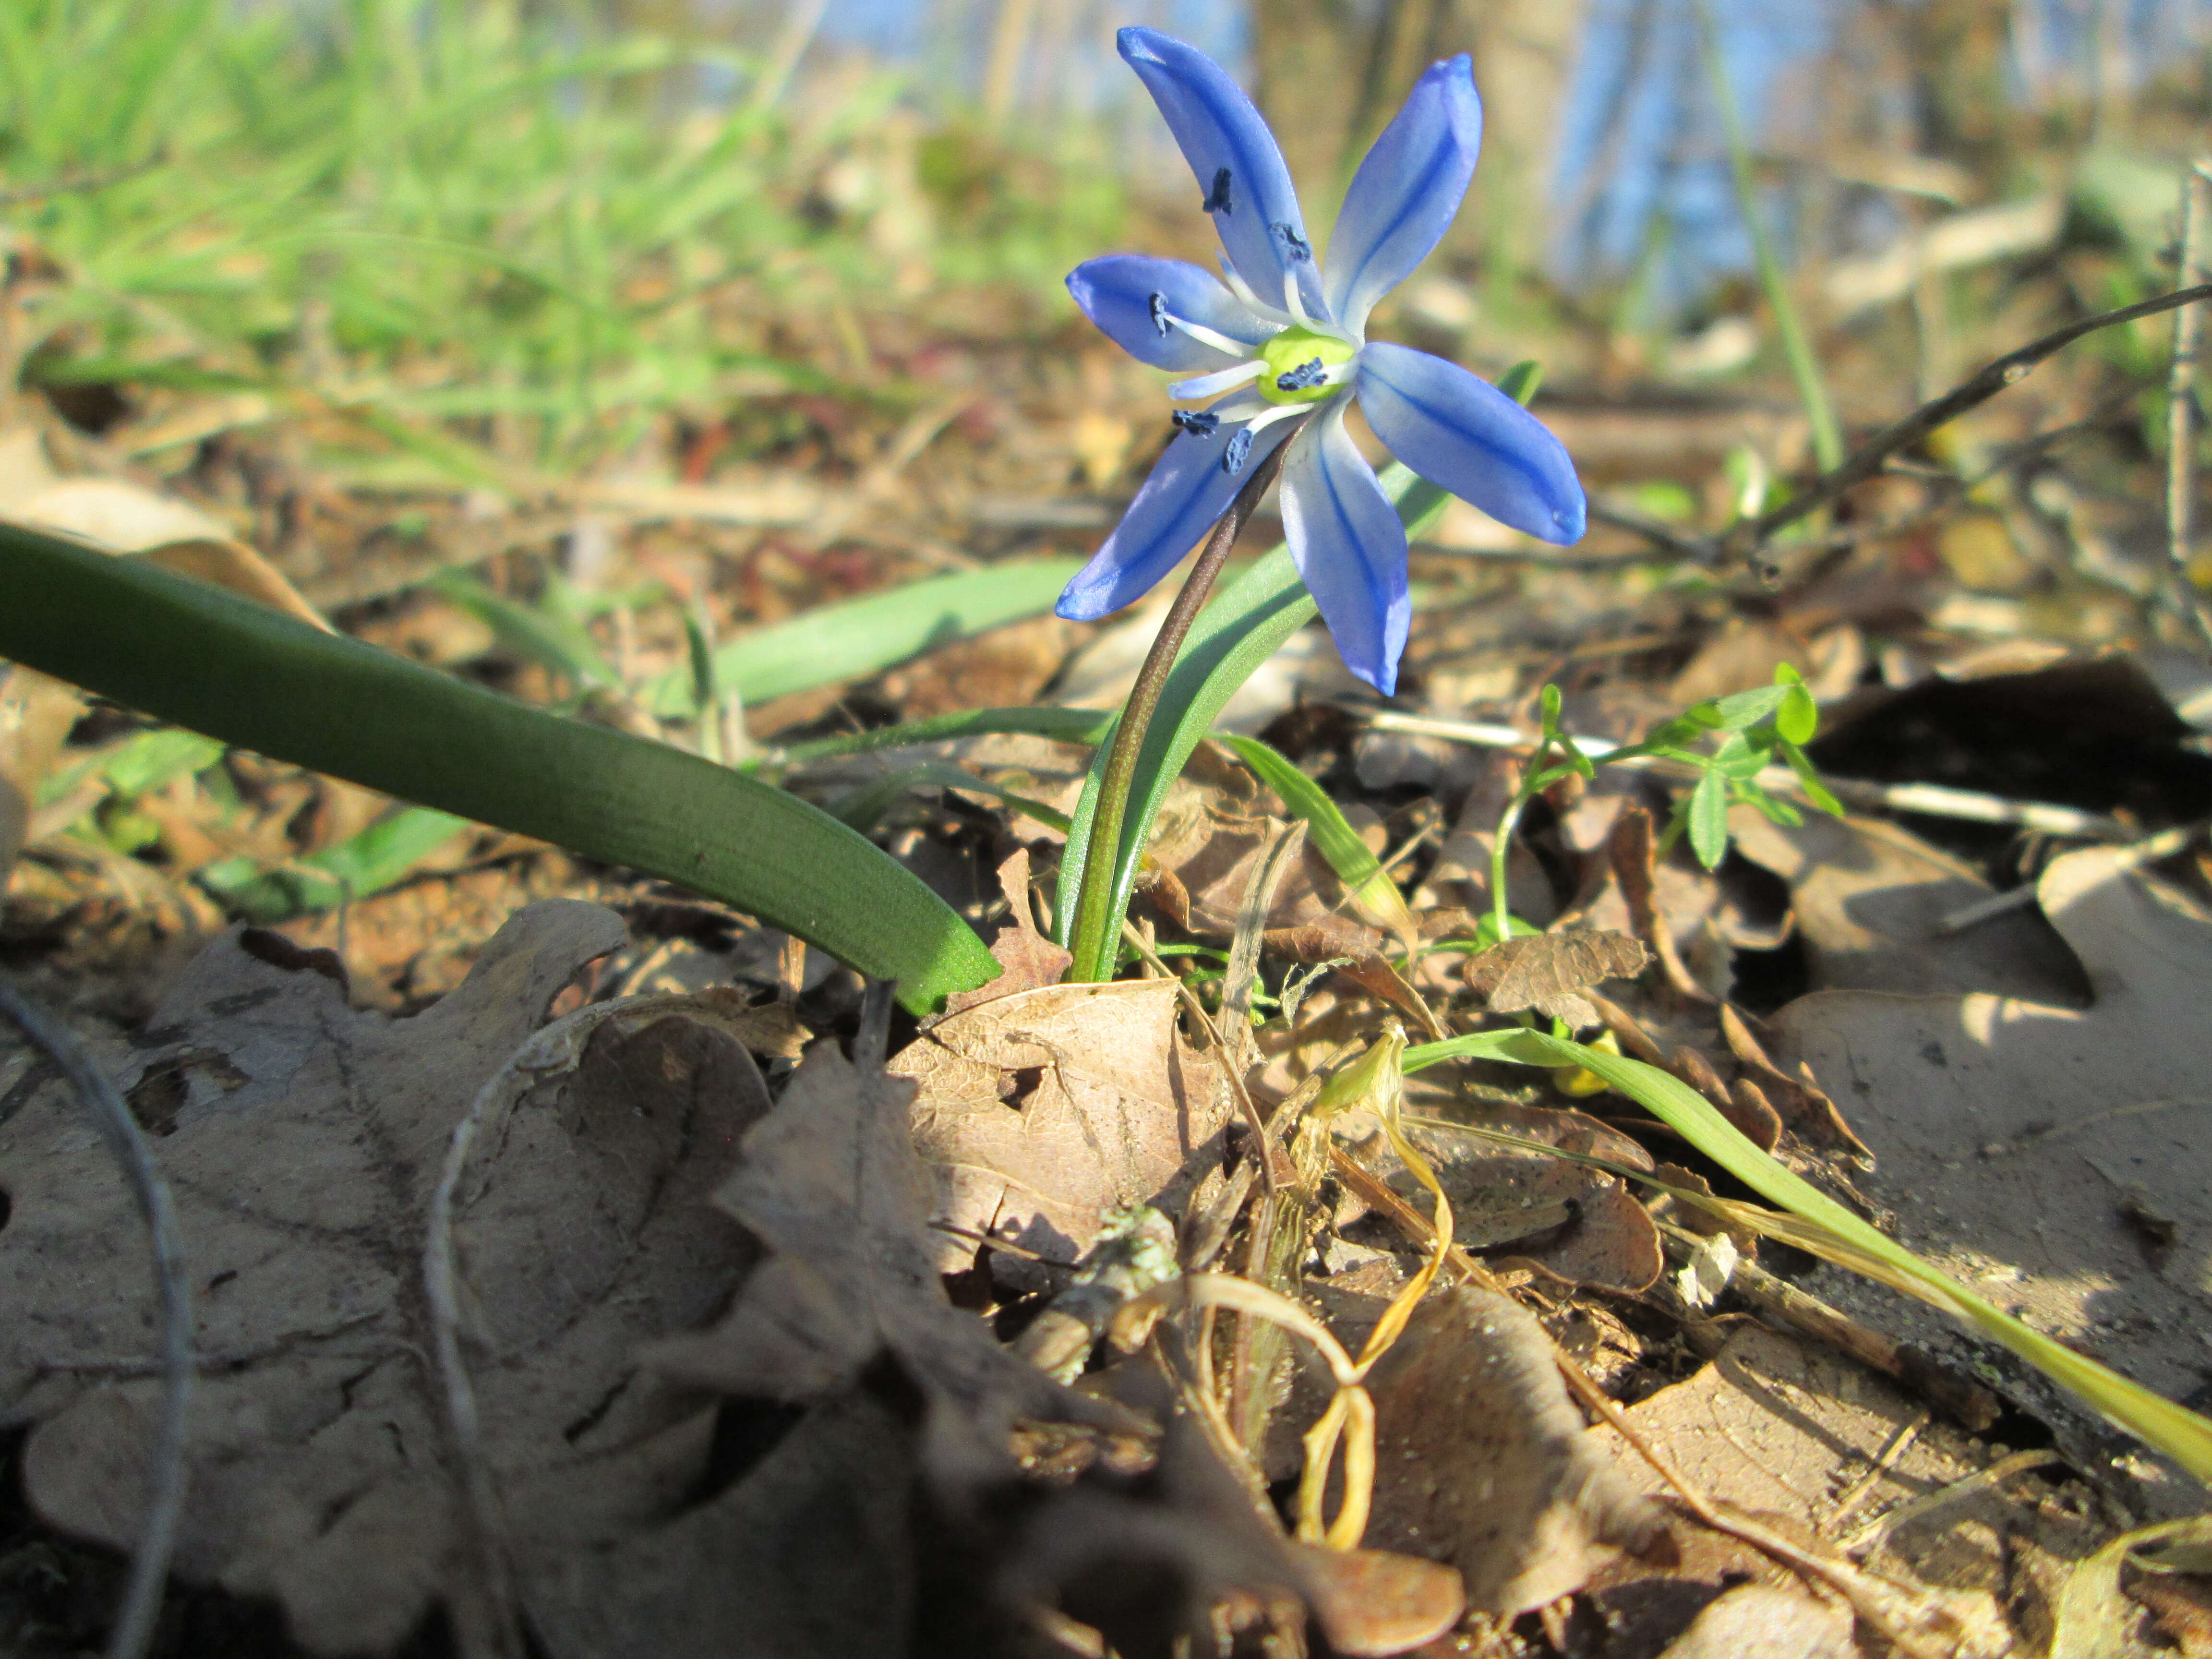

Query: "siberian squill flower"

xmin=1058 ymin=27 xmax=1586 ymax=695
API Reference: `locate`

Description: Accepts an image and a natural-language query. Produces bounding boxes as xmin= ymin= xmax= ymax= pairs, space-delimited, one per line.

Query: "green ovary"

xmin=1257 ymin=326 xmax=1358 ymax=406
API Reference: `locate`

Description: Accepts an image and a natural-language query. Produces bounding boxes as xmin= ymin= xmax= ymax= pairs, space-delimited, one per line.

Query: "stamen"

xmin=1172 ymin=409 xmax=1220 ymax=437
xmin=1242 ymin=402 xmax=1309 ymax=437
xmin=1221 ymin=427 xmax=1253 ymax=474
xmin=1202 ymin=167 xmax=1233 ymax=215
xmin=1270 ymin=223 xmax=1312 ymax=264
xmin=1274 ymin=358 xmax=1326 ymax=392
xmin=1153 ymin=304 xmax=1261 ymax=359
xmin=1218 ymin=255 xmax=1299 ymax=330
xmin=1168 ymin=360 xmax=1264 ymax=400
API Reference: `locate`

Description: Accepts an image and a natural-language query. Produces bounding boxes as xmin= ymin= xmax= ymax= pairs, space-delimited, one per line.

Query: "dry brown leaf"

xmin=646 ymin=1037 xmax=1105 ymax=1438
xmin=893 ymin=975 xmax=1229 ymax=1274
xmin=1728 ymin=805 xmax=2086 ymax=1001
xmin=1362 ymin=1285 xmax=1665 ymax=1616
xmin=941 ymin=847 xmax=1069 ymax=1014
xmin=1393 ymin=1104 xmax=1664 ymax=1291
xmin=1776 ymin=845 xmax=2212 ymax=1411
xmin=1 ymin=903 xmax=784 ymax=1653
xmin=0 ymin=427 xmax=326 ymax=627
xmin=1287 ymin=1540 xmax=1466 ymax=1657
xmin=1465 ymin=928 xmax=1650 ymax=1026
xmin=1716 ymin=1002 xmax=1868 ymax=1158
xmin=1651 ymin=1582 xmax=1856 ymax=1659
xmin=519 ymin=1392 xmax=920 ymax=1659
xmin=1595 ymin=1325 xmax=2102 ymax=1647
xmin=1413 ymin=757 xmax=1558 ymax=928
xmin=0 ymin=665 xmax=81 ymax=875
xmin=1606 ymin=805 xmax=1718 ymax=1003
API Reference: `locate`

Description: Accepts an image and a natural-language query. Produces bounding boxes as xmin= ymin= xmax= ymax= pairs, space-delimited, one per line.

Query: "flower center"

xmin=1257 ymin=327 xmax=1356 ymax=406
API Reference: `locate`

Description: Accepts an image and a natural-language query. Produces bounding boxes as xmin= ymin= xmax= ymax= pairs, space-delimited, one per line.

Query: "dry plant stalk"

xmin=1292 ymin=1020 xmax=1456 ymax=1550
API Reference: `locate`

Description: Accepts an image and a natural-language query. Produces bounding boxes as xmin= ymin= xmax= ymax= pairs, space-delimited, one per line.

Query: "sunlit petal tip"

xmin=1113 ymin=27 xmax=1316 ymax=320
xmin=1323 ymin=57 xmax=1484 ymax=337
xmin=1066 ymin=254 xmax=1274 ymax=371
xmin=1357 ymin=341 xmax=1586 ymax=547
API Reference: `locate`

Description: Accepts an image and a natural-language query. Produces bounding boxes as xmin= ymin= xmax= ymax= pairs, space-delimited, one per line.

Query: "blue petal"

xmin=1056 ymin=396 xmax=1295 ymax=621
xmin=1279 ymin=397 xmax=1409 ymax=695
xmin=1066 ymin=255 xmax=1274 ymax=372
xmin=1323 ymin=57 xmax=1481 ymax=338
xmin=1357 ymin=342 xmax=1585 ymax=543
xmin=1117 ymin=27 xmax=1326 ymax=322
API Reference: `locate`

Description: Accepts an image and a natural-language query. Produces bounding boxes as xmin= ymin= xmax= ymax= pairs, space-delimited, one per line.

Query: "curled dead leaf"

xmin=1362 ymin=1285 xmax=1666 ymax=1616
xmin=1465 ymin=929 xmax=1650 ymax=1027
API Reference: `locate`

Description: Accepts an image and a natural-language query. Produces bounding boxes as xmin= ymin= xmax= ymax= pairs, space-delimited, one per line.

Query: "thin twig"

xmin=0 ymin=976 xmax=192 ymax=1659
xmin=1067 ymin=438 xmax=1295 ymax=978
xmin=2165 ymin=165 xmax=2212 ymax=654
xmin=1727 ymin=281 xmax=2212 ymax=562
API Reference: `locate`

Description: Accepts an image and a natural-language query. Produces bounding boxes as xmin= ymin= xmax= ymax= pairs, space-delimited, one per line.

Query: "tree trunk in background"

xmin=1249 ymin=0 xmax=1371 ymax=219
xmin=1251 ymin=0 xmax=1589 ymax=286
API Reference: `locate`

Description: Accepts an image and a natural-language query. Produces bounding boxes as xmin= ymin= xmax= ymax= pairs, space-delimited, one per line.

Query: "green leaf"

xmin=648 ymin=560 xmax=1083 ymax=715
xmin=1707 ymin=732 xmax=1767 ymax=779
xmin=1776 ymin=682 xmax=1818 ymax=745
xmin=1781 ymin=739 xmax=1845 ymax=816
xmin=830 ymin=763 xmax=1072 ymax=836
xmin=429 ymin=569 xmax=619 ymax=690
xmin=0 ymin=524 xmax=998 ymax=1013
xmin=204 ymin=805 xmax=471 ymax=921
xmin=1220 ymin=734 xmax=1414 ymax=937
xmin=1055 ymin=464 xmax=1453 ymax=976
xmin=1494 ymin=360 xmax=1545 ymax=405
xmin=1687 ymin=769 xmax=1729 ymax=868
xmin=1404 ymin=1029 xmax=2212 ymax=1488
xmin=40 ymin=728 xmax=227 ymax=807
xmin=1705 ymin=683 xmax=1792 ymax=732
xmin=766 ymin=706 xmax=1112 ymax=768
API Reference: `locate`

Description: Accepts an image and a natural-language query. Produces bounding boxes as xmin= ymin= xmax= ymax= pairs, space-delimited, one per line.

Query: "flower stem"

xmin=1067 ymin=440 xmax=1293 ymax=980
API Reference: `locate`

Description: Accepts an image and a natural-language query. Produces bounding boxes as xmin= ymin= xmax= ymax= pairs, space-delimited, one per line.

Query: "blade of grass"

xmin=1219 ymin=733 xmax=1416 ymax=941
xmin=201 ymin=805 xmax=472 ymax=921
xmin=1406 ymin=1027 xmax=2212 ymax=1484
xmin=646 ymin=560 xmax=1086 ymax=716
xmin=1691 ymin=0 xmax=1844 ymax=473
xmin=765 ymin=706 xmax=1113 ymax=768
xmin=1 ymin=525 xmax=998 ymax=1013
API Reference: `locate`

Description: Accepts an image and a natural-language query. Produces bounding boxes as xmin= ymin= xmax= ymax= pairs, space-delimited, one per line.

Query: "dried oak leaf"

xmin=2 ymin=902 xmax=772 ymax=1655
xmin=891 ymin=976 xmax=1229 ymax=1274
xmin=1396 ymin=1106 xmax=1663 ymax=1292
xmin=1362 ymin=1285 xmax=1665 ymax=1617
xmin=1464 ymin=929 xmax=1650 ymax=1027
xmin=1776 ymin=845 xmax=2212 ymax=1408
xmin=941 ymin=848 xmax=1069 ymax=1014
xmin=645 ymin=1037 xmax=1106 ymax=1441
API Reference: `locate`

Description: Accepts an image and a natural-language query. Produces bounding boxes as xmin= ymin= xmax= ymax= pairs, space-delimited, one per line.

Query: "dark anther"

xmin=1202 ymin=167 xmax=1233 ymax=215
xmin=1275 ymin=359 xmax=1326 ymax=392
xmin=1221 ymin=427 xmax=1254 ymax=474
xmin=1172 ymin=409 xmax=1221 ymax=437
xmin=1271 ymin=222 xmax=1312 ymax=263
xmin=1148 ymin=291 xmax=1170 ymax=335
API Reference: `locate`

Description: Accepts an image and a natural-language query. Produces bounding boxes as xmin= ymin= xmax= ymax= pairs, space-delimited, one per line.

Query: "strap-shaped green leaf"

xmin=1 ymin=526 xmax=998 ymax=1012
xmin=646 ymin=558 xmax=1085 ymax=715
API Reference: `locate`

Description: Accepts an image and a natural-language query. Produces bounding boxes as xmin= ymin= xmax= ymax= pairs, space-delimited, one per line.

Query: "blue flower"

xmin=1058 ymin=26 xmax=1587 ymax=696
